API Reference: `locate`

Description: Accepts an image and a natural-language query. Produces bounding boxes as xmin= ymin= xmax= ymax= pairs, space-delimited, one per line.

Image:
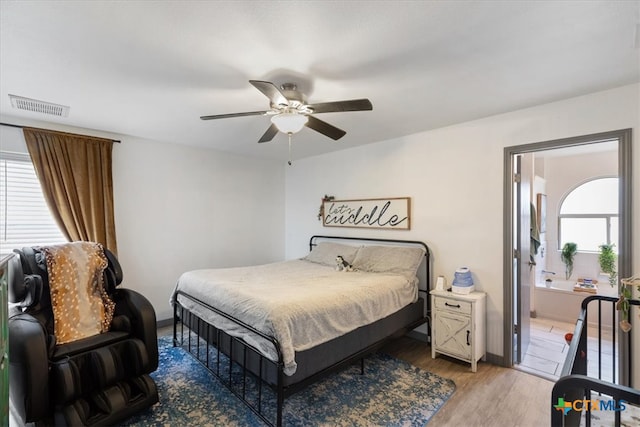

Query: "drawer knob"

xmin=445 ymin=302 xmax=461 ymax=308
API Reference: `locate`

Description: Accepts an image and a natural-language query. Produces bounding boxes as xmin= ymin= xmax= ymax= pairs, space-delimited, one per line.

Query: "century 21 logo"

xmin=554 ymin=398 xmax=627 ymax=415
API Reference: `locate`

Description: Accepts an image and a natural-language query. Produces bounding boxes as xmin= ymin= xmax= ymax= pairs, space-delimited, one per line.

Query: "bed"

xmin=171 ymin=235 xmax=431 ymax=426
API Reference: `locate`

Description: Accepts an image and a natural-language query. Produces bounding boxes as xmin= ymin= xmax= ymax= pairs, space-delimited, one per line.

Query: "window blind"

xmin=0 ymin=152 xmax=66 ymax=255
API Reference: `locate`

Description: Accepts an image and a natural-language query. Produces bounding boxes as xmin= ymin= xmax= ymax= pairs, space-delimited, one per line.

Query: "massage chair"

xmin=8 ymin=245 xmax=158 ymax=426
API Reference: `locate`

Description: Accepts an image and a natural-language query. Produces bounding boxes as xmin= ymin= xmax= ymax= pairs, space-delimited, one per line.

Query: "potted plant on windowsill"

xmin=561 ymin=242 xmax=578 ymax=280
xmin=598 ymin=243 xmax=617 ymax=288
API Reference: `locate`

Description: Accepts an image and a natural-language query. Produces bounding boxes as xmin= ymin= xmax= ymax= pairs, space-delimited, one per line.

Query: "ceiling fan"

xmin=200 ymin=80 xmax=373 ymax=143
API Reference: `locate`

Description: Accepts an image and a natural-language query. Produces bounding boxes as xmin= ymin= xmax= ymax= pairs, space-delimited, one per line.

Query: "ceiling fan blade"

xmin=249 ymin=80 xmax=289 ymax=107
xmin=305 ymin=115 xmax=347 ymax=140
xmin=258 ymin=124 xmax=279 ymax=143
xmin=200 ymin=111 xmax=268 ymax=120
xmin=306 ymin=99 xmax=373 ymax=114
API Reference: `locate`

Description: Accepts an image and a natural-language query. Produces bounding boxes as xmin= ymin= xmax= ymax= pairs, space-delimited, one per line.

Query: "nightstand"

xmin=430 ymin=290 xmax=486 ymax=372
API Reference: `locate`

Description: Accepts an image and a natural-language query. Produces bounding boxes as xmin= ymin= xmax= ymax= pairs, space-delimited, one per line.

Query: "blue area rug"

xmin=124 ymin=336 xmax=455 ymax=426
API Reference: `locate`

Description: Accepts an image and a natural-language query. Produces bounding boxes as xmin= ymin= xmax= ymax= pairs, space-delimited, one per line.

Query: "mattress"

xmin=172 ymin=259 xmax=418 ymax=375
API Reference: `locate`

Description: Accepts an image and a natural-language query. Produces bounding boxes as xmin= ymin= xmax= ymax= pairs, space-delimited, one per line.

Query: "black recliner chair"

xmin=8 ymin=245 xmax=159 ymax=426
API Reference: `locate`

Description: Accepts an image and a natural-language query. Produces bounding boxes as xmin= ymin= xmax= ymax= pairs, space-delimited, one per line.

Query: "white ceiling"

xmin=1 ymin=1 xmax=638 ymax=161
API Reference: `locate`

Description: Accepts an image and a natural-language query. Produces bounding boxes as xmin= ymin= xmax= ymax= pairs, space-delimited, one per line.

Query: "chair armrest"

xmin=8 ymin=312 xmax=50 ymax=423
xmin=113 ymin=289 xmax=158 ymax=372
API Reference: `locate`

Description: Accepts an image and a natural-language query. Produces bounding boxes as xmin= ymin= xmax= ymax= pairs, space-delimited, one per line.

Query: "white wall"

xmin=113 ymin=136 xmax=285 ymax=321
xmin=0 ymin=118 xmax=286 ymax=321
xmin=284 ymin=83 xmax=640 ymax=361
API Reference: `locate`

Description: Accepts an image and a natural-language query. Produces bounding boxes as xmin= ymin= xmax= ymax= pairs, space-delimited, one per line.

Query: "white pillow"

xmin=352 ymin=245 xmax=425 ymax=279
xmin=303 ymin=242 xmax=360 ymax=266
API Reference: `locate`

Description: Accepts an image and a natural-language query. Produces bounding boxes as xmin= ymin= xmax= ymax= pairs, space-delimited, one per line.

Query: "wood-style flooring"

xmin=157 ymin=324 xmax=553 ymax=426
xmin=382 ymin=336 xmax=552 ymax=427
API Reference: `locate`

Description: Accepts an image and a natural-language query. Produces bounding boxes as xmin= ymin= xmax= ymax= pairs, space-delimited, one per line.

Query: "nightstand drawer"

xmin=434 ymin=296 xmax=472 ymax=314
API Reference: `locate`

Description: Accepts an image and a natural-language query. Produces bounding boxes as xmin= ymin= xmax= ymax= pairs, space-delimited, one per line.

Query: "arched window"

xmin=558 ymin=177 xmax=618 ymax=253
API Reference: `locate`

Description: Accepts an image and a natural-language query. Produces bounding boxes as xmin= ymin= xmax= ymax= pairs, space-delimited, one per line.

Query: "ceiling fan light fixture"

xmin=271 ymin=112 xmax=308 ymax=134
xmin=201 ymin=80 xmax=371 ymax=143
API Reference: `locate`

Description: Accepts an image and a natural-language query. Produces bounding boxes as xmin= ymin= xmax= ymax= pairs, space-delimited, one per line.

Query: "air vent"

xmin=9 ymin=94 xmax=70 ymax=117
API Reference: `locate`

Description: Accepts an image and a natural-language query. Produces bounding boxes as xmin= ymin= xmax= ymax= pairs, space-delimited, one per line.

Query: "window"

xmin=0 ymin=152 xmax=67 ymax=255
xmin=558 ymin=177 xmax=618 ymax=253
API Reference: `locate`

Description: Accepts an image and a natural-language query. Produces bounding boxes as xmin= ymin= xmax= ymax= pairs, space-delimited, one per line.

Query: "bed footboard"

xmin=173 ymin=291 xmax=285 ymax=426
xmin=173 ymin=295 xmax=428 ymax=427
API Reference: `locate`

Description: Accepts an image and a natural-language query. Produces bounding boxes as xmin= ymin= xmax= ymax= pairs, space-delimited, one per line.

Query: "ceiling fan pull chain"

xmin=288 ymin=133 xmax=293 ymax=166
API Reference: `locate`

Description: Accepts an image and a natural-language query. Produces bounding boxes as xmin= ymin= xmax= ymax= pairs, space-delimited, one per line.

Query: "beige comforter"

xmin=173 ymin=259 xmax=418 ymax=375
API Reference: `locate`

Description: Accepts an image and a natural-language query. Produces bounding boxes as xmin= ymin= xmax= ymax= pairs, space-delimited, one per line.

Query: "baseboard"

xmin=407 ymin=330 xmax=430 ymax=343
xmin=484 ymin=352 xmax=504 ymax=366
xmin=157 ymin=318 xmax=173 ymax=329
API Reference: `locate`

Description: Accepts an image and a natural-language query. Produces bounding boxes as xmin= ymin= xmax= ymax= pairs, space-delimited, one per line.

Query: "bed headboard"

xmin=308 ymin=235 xmax=432 ymax=295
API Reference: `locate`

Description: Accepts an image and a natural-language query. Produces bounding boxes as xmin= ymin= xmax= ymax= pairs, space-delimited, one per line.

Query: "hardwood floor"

xmin=158 ymin=324 xmax=553 ymax=426
xmin=383 ymin=336 xmax=553 ymax=427
xmin=7 ymin=328 xmax=626 ymax=427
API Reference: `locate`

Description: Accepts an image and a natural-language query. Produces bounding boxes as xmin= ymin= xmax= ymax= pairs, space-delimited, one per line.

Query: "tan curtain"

xmin=23 ymin=128 xmax=118 ymax=254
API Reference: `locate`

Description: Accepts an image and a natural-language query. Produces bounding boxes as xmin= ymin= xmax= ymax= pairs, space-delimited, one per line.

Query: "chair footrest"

xmin=50 ymin=338 xmax=153 ymax=405
xmin=56 ymin=374 xmax=158 ymax=426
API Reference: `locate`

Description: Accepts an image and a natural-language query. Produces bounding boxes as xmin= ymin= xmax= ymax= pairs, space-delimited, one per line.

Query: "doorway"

xmin=503 ymin=129 xmax=633 ymax=384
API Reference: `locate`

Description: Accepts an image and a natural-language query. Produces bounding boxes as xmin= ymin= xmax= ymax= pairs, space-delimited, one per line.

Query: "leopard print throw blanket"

xmin=43 ymin=242 xmax=115 ymax=344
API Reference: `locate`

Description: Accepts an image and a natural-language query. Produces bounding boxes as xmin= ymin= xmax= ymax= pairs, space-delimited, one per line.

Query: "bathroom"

xmin=530 ymin=142 xmax=619 ymax=328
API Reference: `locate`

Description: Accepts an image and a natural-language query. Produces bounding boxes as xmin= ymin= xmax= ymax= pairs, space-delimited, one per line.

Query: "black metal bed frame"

xmin=172 ymin=235 xmax=431 ymax=426
xmin=551 ymin=295 xmax=640 ymax=427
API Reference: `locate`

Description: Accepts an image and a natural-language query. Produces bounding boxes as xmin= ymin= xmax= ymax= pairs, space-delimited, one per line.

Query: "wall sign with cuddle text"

xmin=322 ymin=197 xmax=411 ymax=230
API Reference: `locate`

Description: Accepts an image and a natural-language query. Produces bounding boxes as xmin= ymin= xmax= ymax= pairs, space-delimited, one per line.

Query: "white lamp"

xmin=271 ymin=112 xmax=308 ymax=134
